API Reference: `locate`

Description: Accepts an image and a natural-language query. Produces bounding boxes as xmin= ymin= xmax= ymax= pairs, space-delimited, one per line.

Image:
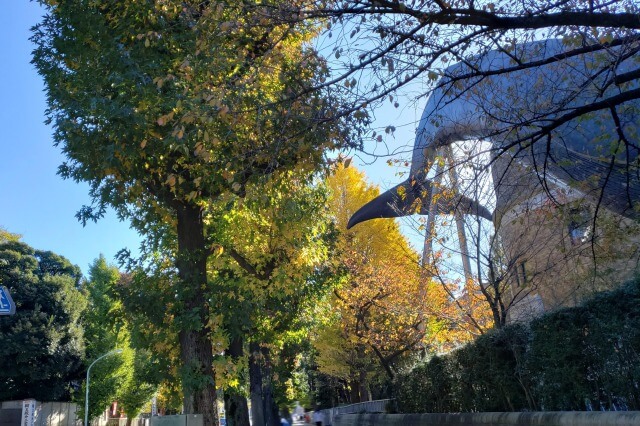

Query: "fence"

xmin=320 ymin=399 xmax=393 ymax=426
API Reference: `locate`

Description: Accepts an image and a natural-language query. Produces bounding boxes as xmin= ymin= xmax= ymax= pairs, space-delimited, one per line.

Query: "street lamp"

xmin=84 ymin=349 xmax=123 ymax=426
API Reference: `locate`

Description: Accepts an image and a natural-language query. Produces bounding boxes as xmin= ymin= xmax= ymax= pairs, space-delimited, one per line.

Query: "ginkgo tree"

xmin=32 ymin=1 xmax=359 ymax=424
xmin=207 ymin=169 xmax=338 ymax=426
xmin=316 ymin=163 xmax=449 ymax=401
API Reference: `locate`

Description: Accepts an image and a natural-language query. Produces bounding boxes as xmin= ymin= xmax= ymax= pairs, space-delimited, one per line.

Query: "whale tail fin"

xmin=347 ymin=178 xmax=492 ymax=229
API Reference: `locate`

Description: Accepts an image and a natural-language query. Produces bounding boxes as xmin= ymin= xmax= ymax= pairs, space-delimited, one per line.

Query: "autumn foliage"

xmin=310 ymin=163 xmax=454 ymax=400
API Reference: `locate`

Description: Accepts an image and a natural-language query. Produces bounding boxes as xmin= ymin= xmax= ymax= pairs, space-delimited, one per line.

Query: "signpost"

xmin=0 ymin=286 xmax=15 ymax=315
xmin=151 ymin=395 xmax=157 ymax=416
xmin=21 ymin=399 xmax=36 ymax=426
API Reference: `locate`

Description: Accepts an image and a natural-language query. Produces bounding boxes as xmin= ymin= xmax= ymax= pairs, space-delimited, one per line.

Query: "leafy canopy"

xmin=0 ymin=240 xmax=87 ymax=401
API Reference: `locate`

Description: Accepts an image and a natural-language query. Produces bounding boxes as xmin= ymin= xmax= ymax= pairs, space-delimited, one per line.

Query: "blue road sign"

xmin=0 ymin=286 xmax=16 ymax=315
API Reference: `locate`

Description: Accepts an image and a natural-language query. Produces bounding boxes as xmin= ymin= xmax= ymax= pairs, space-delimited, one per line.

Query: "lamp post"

xmin=84 ymin=349 xmax=123 ymax=426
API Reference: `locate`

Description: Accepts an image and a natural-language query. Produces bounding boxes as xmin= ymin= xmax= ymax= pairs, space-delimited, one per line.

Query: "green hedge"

xmin=394 ymin=278 xmax=640 ymax=412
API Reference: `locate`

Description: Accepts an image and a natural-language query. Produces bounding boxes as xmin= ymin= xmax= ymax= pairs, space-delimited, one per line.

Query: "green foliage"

xmin=528 ymin=281 xmax=640 ymax=411
xmin=31 ymin=0 xmax=357 ymax=229
xmin=81 ymin=257 xmax=157 ymax=420
xmin=115 ymin=263 xmax=189 ymax=414
xmin=394 ymin=355 xmax=454 ymax=413
xmin=0 ymin=240 xmax=87 ymax=401
xmin=394 ymin=277 xmax=640 ymax=412
xmin=32 ymin=2 xmax=358 ymax=420
xmin=205 ymin=170 xmax=340 ymax=414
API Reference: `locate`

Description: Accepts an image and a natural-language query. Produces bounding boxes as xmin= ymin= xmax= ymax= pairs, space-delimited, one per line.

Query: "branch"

xmin=225 ymin=247 xmax=278 ymax=281
xmin=306 ymin=2 xmax=640 ymax=30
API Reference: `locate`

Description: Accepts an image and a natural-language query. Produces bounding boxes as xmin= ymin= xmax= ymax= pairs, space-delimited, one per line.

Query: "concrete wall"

xmin=144 ymin=415 xmax=202 ymax=426
xmin=0 ymin=401 xmax=22 ymax=426
xmin=37 ymin=402 xmax=78 ymax=426
xmin=321 ymin=400 xmax=394 ymax=426
xmin=334 ymin=412 xmax=640 ymax=426
xmin=0 ymin=401 xmax=78 ymax=426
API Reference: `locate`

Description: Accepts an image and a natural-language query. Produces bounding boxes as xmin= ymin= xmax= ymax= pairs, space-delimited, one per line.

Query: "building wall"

xmin=492 ymin=158 xmax=640 ymax=322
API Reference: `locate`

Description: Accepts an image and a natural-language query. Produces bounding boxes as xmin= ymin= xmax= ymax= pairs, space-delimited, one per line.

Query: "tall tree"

xmin=207 ymin=170 xmax=338 ymax=426
xmin=316 ymin=163 xmax=448 ymax=399
xmin=82 ymin=256 xmax=157 ymax=423
xmin=0 ymin=239 xmax=87 ymax=401
xmin=32 ymin=1 xmax=357 ymax=424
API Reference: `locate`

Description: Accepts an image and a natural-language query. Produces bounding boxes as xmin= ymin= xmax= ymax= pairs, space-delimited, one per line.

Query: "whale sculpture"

xmin=347 ymin=38 xmax=640 ymax=229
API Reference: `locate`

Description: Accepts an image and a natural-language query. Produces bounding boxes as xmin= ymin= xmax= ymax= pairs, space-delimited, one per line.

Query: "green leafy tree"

xmin=116 ymin=266 xmax=184 ymax=415
xmin=0 ymin=239 xmax=87 ymax=401
xmin=32 ymin=1 xmax=357 ymax=424
xmin=82 ymin=256 xmax=157 ymax=422
xmin=207 ymin=170 xmax=338 ymax=426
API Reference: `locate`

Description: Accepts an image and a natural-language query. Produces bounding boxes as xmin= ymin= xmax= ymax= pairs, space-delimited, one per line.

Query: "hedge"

xmin=394 ymin=277 xmax=640 ymax=412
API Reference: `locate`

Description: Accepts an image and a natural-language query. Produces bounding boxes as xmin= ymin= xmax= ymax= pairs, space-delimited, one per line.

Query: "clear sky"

xmin=1 ymin=2 xmax=425 ymax=277
xmin=1 ymin=2 xmax=144 ymax=275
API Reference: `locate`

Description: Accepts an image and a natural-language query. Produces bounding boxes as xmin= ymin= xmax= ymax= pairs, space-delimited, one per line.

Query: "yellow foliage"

xmin=315 ymin=163 xmax=453 ymax=379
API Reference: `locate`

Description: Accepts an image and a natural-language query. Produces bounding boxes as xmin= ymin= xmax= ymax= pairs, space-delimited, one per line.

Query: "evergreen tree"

xmin=0 ymin=239 xmax=87 ymax=401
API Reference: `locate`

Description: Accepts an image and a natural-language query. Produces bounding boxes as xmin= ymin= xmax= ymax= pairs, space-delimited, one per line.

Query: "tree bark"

xmin=358 ymin=369 xmax=371 ymax=402
xmin=249 ymin=342 xmax=281 ymax=426
xmin=224 ymin=336 xmax=251 ymax=426
xmin=249 ymin=342 xmax=265 ymax=426
xmin=348 ymin=379 xmax=360 ymax=403
xmin=261 ymin=345 xmax=280 ymax=426
xmin=176 ymin=202 xmax=219 ymax=426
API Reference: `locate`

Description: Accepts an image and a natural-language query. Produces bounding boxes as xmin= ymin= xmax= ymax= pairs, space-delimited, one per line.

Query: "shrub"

xmin=394 ymin=278 xmax=640 ymax=413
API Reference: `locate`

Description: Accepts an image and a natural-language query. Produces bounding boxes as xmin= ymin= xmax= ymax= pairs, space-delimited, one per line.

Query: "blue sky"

xmin=1 ymin=2 xmax=424 ymax=277
xmin=1 ymin=2 xmax=143 ymax=275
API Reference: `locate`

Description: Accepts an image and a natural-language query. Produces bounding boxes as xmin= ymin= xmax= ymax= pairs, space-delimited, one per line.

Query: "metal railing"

xmin=332 ymin=400 xmax=392 ymax=415
xmin=319 ymin=399 xmax=394 ymax=426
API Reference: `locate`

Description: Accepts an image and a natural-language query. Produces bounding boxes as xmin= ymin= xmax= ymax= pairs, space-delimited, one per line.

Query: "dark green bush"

xmin=395 ymin=355 xmax=455 ymax=413
xmin=394 ymin=278 xmax=640 ymax=413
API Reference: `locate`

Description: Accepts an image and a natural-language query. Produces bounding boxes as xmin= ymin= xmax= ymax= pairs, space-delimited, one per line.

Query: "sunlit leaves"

xmin=315 ymin=163 xmax=450 ymax=380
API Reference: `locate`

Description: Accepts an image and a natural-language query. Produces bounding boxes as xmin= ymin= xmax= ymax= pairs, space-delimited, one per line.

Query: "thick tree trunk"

xmin=176 ymin=202 xmax=219 ymax=426
xmin=262 ymin=346 xmax=280 ymax=426
xmin=249 ymin=342 xmax=265 ymax=426
xmin=224 ymin=336 xmax=251 ymax=426
xmin=358 ymin=370 xmax=370 ymax=402
xmin=249 ymin=342 xmax=281 ymax=426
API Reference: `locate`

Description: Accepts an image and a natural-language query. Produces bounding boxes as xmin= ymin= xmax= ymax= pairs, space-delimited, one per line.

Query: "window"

xmin=514 ymin=261 xmax=527 ymax=287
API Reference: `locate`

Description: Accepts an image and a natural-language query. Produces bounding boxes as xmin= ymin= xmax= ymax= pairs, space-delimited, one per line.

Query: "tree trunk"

xmin=176 ymin=202 xmax=219 ymax=426
xmin=348 ymin=379 xmax=360 ymax=403
xmin=249 ymin=342 xmax=265 ymax=426
xmin=261 ymin=345 xmax=280 ymax=426
xmin=358 ymin=369 xmax=370 ymax=402
xmin=249 ymin=342 xmax=281 ymax=426
xmin=224 ymin=336 xmax=251 ymax=426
